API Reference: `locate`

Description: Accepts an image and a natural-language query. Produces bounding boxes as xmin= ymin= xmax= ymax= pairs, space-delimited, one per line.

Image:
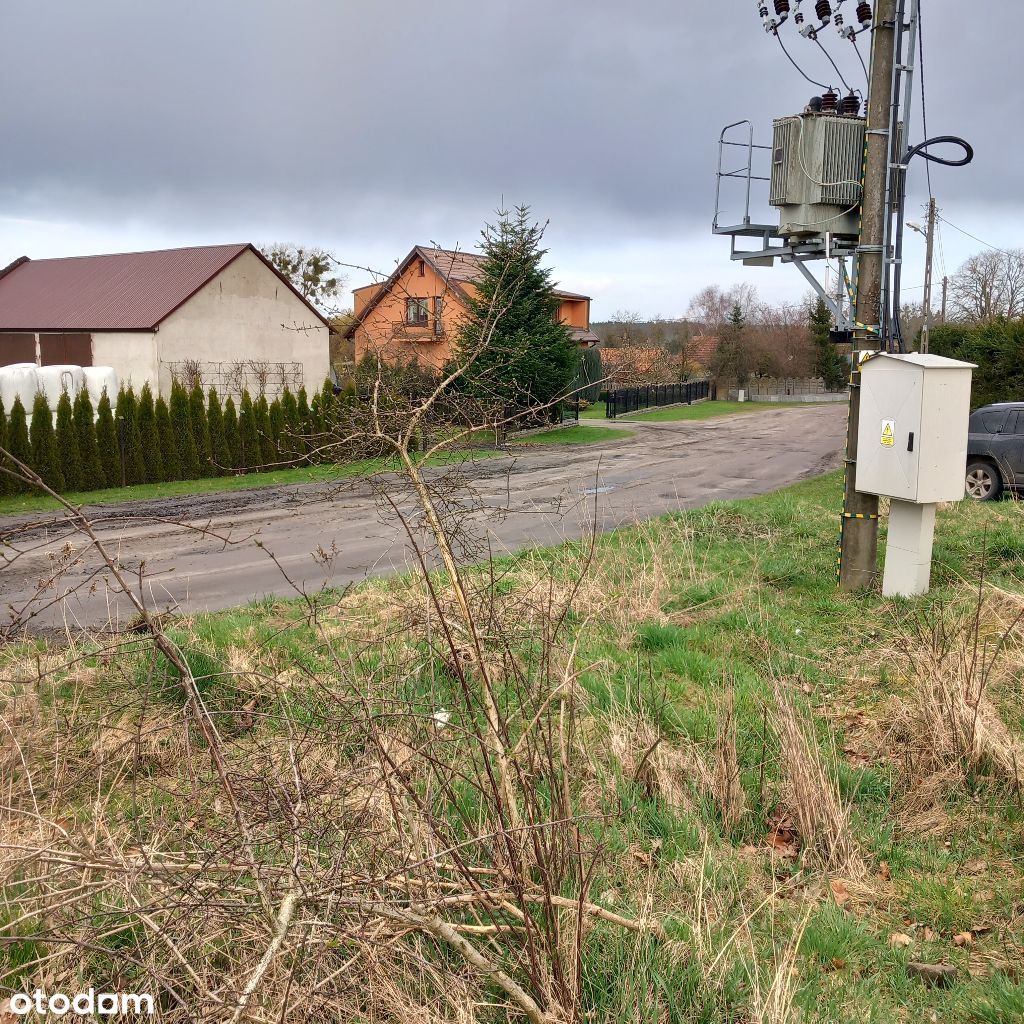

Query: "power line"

xmin=851 ymin=36 xmax=869 ymax=84
xmin=776 ymin=32 xmax=831 ymax=91
xmin=814 ymin=37 xmax=852 ymax=93
xmin=937 ymin=215 xmax=1018 ymax=258
xmin=918 ymin=1 xmax=933 ymax=198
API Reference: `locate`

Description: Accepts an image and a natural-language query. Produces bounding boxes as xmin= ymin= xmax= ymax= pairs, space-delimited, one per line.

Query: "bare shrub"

xmin=891 ymin=586 xmax=1024 ymax=791
xmin=0 ymin=221 xmax=677 ymax=1022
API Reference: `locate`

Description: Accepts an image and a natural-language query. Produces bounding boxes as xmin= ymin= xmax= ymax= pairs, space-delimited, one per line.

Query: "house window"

xmin=434 ymin=296 xmax=444 ymax=335
xmin=418 ymin=260 xmax=426 ymax=277
xmin=406 ymin=297 xmax=430 ymax=326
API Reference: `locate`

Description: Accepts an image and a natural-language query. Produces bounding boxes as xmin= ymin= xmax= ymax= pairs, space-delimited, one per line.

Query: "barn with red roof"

xmin=0 ymin=243 xmax=330 ymax=397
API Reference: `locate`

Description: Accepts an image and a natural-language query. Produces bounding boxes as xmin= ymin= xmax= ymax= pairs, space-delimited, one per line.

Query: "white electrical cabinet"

xmin=856 ymin=353 xmax=976 ymax=504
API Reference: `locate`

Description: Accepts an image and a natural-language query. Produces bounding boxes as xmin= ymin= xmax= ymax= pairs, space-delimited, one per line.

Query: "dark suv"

xmin=966 ymin=403 xmax=1024 ymax=500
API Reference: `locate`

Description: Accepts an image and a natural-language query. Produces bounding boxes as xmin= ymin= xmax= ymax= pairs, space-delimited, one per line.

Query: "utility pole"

xmin=920 ymin=196 xmax=937 ymax=353
xmin=838 ymin=0 xmax=898 ymax=591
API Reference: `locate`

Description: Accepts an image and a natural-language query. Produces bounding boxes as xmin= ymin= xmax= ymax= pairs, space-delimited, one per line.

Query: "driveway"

xmin=1 ymin=405 xmax=847 ymax=632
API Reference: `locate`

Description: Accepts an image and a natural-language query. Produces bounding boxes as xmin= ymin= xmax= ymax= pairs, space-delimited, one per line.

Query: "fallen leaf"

xmin=878 ymin=861 xmax=891 ymax=881
xmin=830 ymin=879 xmax=851 ymax=907
xmin=923 ymin=926 xmax=936 ymax=941
xmin=890 ymin=932 xmax=913 ymax=948
xmin=765 ymin=820 xmax=800 ymax=859
xmin=907 ymin=962 xmax=958 ymax=988
xmin=953 ymin=932 xmax=974 ymax=947
xmin=830 ymin=957 xmax=847 ymax=970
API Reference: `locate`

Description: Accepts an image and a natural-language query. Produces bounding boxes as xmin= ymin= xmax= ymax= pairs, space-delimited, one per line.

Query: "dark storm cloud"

xmin=0 ymin=0 xmax=1016 ymax=308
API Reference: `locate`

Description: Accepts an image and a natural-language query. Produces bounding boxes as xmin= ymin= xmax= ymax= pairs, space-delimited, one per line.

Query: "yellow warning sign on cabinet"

xmin=880 ymin=420 xmax=895 ymax=448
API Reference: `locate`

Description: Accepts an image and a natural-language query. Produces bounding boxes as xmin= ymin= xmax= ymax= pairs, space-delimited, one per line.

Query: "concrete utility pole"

xmin=838 ymin=0 xmax=898 ymax=592
xmin=921 ymin=197 xmax=937 ymax=353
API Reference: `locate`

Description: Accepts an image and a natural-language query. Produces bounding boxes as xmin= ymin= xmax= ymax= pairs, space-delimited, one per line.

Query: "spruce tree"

xmin=319 ymin=379 xmax=335 ymax=428
xmin=207 ymin=388 xmax=228 ymax=476
xmin=55 ymin=391 xmax=82 ymax=493
xmin=114 ymin=386 xmax=144 ymax=486
xmin=171 ymin=381 xmax=199 ymax=479
xmin=74 ymin=390 xmax=105 ymax=491
xmin=280 ymin=388 xmax=300 ymax=460
xmin=713 ymin=304 xmax=754 ymax=387
xmin=239 ymin=391 xmax=261 ymax=471
xmin=255 ymin=394 xmax=274 ymax=466
xmin=137 ymin=384 xmax=164 ymax=483
xmin=95 ymin=390 xmax=120 ymax=487
xmin=223 ymin=396 xmax=241 ymax=471
xmin=269 ymin=398 xmax=285 ymax=462
xmin=5 ymin=398 xmax=31 ymax=495
xmin=808 ymin=297 xmax=848 ymax=391
xmin=453 ymin=205 xmax=577 ymax=408
xmin=309 ymin=394 xmax=326 ymax=464
xmin=30 ymin=393 xmax=64 ymax=491
xmin=189 ymin=384 xmax=212 ymax=476
xmin=296 ymin=387 xmax=311 ymax=460
xmin=156 ymin=396 xmax=180 ymax=482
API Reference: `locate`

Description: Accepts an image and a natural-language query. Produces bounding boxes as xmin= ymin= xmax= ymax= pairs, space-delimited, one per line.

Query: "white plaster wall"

xmin=90 ymin=332 xmax=159 ymax=393
xmin=155 ymin=248 xmax=330 ymax=397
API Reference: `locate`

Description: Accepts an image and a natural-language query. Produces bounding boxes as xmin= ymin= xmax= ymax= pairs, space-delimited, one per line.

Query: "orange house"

xmin=344 ymin=246 xmax=598 ymax=370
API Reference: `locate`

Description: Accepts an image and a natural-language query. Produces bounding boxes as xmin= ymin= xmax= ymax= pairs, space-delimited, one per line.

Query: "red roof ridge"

xmin=0 ymin=243 xmax=330 ymax=333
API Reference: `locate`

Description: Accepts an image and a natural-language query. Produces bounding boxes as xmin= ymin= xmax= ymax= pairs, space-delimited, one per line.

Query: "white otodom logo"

xmin=8 ymin=990 xmax=155 ymax=1016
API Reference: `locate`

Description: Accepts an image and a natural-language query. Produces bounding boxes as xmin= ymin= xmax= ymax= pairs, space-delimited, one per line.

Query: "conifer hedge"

xmin=0 ymin=381 xmax=330 ymax=498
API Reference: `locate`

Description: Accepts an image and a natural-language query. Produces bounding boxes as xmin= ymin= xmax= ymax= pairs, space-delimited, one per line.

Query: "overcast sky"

xmin=0 ymin=0 xmax=1015 ymax=320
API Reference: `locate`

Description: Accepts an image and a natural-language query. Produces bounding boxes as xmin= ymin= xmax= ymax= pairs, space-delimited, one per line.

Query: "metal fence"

xmin=606 ymin=379 xmax=710 ymax=418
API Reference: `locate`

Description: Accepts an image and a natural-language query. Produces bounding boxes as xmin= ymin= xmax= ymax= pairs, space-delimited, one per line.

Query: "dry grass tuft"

xmin=773 ymin=682 xmax=865 ymax=878
xmin=712 ymin=687 xmax=747 ymax=835
xmin=892 ymin=586 xmax=1024 ymax=792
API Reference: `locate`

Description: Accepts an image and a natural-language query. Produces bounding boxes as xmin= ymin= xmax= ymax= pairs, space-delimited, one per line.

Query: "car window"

xmin=1009 ymin=412 xmax=1024 ymax=435
xmin=979 ymin=410 xmax=1009 ymax=433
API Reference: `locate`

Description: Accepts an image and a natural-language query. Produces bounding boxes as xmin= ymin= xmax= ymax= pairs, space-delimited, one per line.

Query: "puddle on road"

xmin=584 ymin=485 xmax=615 ymax=495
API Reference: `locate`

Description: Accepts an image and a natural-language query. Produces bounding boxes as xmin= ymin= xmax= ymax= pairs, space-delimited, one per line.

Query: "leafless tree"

xmin=948 ymin=248 xmax=1024 ymax=323
xmin=686 ymin=283 xmax=759 ymax=335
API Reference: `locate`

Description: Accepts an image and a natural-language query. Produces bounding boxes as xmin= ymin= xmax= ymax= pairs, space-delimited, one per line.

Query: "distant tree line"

xmin=0 ymin=380 xmax=350 ymax=497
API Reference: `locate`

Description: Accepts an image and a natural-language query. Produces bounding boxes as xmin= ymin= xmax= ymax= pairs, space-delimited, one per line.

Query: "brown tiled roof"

xmin=422 ymin=248 xmax=588 ymax=300
xmin=690 ymin=334 xmax=720 ymax=368
xmin=0 ymin=243 xmax=330 ymax=332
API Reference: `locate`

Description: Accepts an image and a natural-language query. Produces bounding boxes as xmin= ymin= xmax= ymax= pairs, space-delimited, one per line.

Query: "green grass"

xmin=620 ymin=399 xmax=836 ymax=422
xmin=578 ymin=399 xmax=837 ymax=423
xmin=511 ymin=424 xmax=632 ymax=446
xmin=5 ymin=471 xmax=1023 ymax=1020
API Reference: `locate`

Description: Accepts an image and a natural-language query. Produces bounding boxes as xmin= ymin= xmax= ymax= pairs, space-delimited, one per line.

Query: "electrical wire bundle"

xmin=756 ymin=0 xmax=871 ymax=98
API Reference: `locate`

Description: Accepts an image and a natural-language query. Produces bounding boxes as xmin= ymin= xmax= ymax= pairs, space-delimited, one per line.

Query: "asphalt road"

xmin=1 ymin=405 xmax=847 ymax=632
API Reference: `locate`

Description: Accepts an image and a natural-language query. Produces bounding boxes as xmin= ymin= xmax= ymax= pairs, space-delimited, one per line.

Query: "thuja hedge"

xmin=0 ymin=381 xmax=343 ymax=497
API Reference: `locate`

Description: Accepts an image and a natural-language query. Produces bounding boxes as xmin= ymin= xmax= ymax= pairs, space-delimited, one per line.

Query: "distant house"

xmin=0 ymin=244 xmax=331 ymax=397
xmin=344 ymin=245 xmax=599 ymax=369
xmin=689 ymin=334 xmax=720 ymax=373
